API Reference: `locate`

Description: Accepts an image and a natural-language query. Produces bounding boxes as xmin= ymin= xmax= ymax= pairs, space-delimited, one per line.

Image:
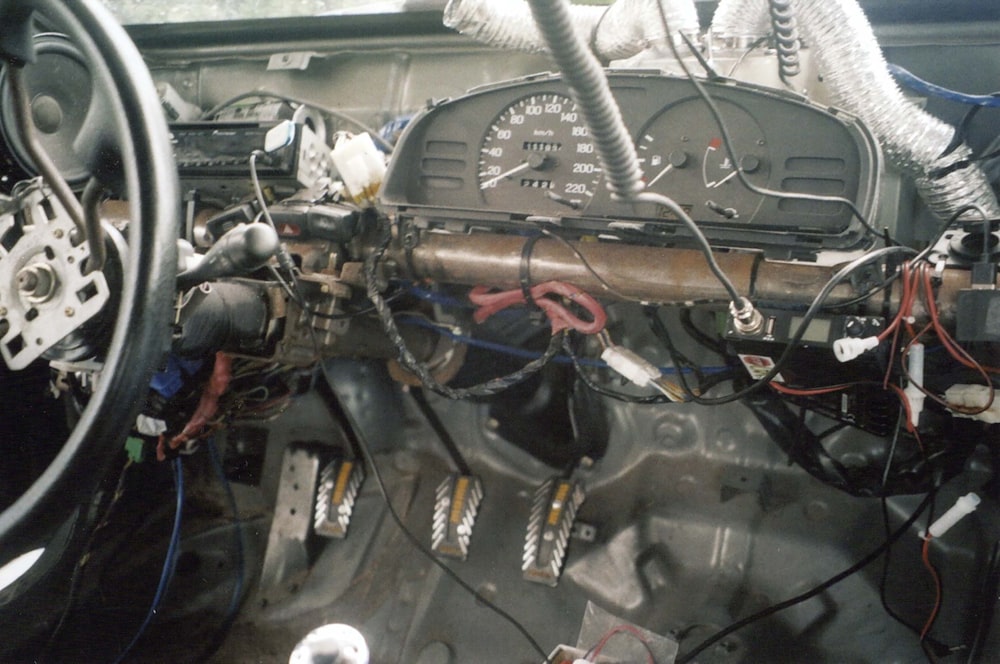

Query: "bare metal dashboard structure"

xmin=0 ymin=2 xmax=999 ymax=664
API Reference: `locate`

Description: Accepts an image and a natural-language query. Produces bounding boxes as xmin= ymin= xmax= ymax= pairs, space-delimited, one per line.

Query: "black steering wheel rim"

xmin=0 ymin=0 xmax=178 ymax=562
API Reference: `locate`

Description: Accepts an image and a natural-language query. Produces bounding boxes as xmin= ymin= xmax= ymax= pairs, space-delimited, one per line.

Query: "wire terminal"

xmin=832 ymin=335 xmax=879 ymax=362
xmin=920 ymin=492 xmax=981 ymax=540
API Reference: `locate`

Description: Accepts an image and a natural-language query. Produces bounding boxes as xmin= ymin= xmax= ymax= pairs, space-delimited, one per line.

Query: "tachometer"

xmin=478 ymin=93 xmax=601 ymax=215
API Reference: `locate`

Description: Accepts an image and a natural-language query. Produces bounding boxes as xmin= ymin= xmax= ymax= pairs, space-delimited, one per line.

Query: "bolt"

xmin=53 ymin=228 xmax=64 ymax=239
xmin=65 ymin=307 xmax=75 ymax=317
xmin=0 ymin=306 xmax=7 ymax=316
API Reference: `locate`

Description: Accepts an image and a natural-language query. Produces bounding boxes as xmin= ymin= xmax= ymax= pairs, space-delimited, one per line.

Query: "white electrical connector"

xmin=944 ymin=384 xmax=1000 ymax=424
xmin=920 ymin=492 xmax=981 ymax=540
xmin=832 ymin=335 xmax=879 ymax=363
xmin=601 ymin=345 xmax=661 ymax=388
xmin=903 ymin=342 xmax=925 ymax=428
xmin=331 ymin=132 xmax=387 ymax=206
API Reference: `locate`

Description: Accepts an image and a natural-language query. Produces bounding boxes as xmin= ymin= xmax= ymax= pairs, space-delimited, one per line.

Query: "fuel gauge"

xmin=637 ymin=98 xmax=770 ymax=224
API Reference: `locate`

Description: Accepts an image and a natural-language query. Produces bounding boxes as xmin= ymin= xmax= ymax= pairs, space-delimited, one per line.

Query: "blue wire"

xmin=206 ymin=438 xmax=245 ymax=629
xmin=888 ymin=63 xmax=1000 ymax=107
xmin=396 ymin=313 xmax=730 ymax=375
xmin=112 ymin=457 xmax=184 ymax=664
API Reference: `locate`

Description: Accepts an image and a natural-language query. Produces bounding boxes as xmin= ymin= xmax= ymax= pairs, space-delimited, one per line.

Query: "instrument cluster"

xmin=380 ymin=71 xmax=882 ymax=256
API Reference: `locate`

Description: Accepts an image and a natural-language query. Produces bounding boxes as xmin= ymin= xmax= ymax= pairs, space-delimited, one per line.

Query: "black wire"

xmin=913 ymin=204 xmax=989 ymax=265
xmin=645 ymin=308 xmax=707 ymax=387
xmin=201 ymin=90 xmax=394 ymax=153
xmin=111 ymin=458 xmax=185 ymax=664
xmin=668 ymin=245 xmax=917 ymax=405
xmin=536 ymin=228 xmax=634 ymax=301
xmin=364 ymin=219 xmax=564 ymax=399
xmin=318 ymin=362 xmax=551 ymax=662
xmin=204 ymin=439 xmax=245 ymax=651
xmin=410 ymin=388 xmax=472 ymax=475
xmin=562 ymin=335 xmax=672 ymax=404
xmin=677 ymin=307 xmax=726 ymax=356
xmin=877 ymin=412 xmax=928 ymax=638
xmin=305 ymin=289 xmax=407 ymax=321
xmin=657 ymin=10 xmax=884 ymax=243
xmin=39 ymin=457 xmax=135 ymax=663
xmin=631 ymin=191 xmax=744 ymax=304
xmin=821 ymin=202 xmax=979 ymax=310
xmin=675 ymin=488 xmax=938 ymax=664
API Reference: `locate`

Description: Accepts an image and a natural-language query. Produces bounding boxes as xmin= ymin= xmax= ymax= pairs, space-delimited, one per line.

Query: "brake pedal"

xmin=522 ymin=477 xmax=585 ymax=586
xmin=314 ymin=458 xmax=365 ymax=539
xmin=431 ymin=473 xmax=483 ymax=560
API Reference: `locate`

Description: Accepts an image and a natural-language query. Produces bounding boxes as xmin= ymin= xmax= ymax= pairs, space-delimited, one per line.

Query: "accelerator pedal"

xmin=314 ymin=457 xmax=365 ymax=539
xmin=431 ymin=473 xmax=484 ymax=560
xmin=522 ymin=477 xmax=585 ymax=586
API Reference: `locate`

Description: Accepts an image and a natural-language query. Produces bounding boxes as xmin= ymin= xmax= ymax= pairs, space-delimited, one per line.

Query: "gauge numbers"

xmin=478 ymin=93 xmax=601 ymax=213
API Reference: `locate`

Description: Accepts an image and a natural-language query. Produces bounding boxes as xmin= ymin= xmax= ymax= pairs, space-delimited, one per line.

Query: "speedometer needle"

xmin=479 ymin=161 xmax=533 ymax=190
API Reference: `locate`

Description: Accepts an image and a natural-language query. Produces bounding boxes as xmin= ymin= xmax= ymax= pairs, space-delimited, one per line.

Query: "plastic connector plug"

xmin=903 ymin=342 xmax=925 ymax=428
xmin=832 ymin=335 xmax=879 ymax=362
xmin=601 ymin=345 xmax=661 ymax=388
xmin=920 ymin=492 xmax=981 ymax=540
xmin=331 ymin=132 xmax=386 ymax=206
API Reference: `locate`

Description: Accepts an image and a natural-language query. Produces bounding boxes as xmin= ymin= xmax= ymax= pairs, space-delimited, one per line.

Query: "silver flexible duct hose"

xmin=524 ymin=0 xmax=748 ymax=306
xmin=523 ymin=0 xmax=643 ymax=197
xmin=711 ymin=0 xmax=1000 ymax=221
xmin=443 ymin=0 xmax=700 ymax=62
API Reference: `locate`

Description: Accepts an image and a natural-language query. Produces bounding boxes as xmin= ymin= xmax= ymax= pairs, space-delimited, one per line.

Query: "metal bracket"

xmin=257 ymin=445 xmax=325 ymax=602
xmin=0 ymin=181 xmax=109 ymax=369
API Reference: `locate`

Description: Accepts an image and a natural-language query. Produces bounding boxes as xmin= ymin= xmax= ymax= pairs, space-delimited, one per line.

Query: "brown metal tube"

xmin=389 ymin=232 xmax=987 ymax=320
xmin=393 ymin=233 xmax=849 ymax=304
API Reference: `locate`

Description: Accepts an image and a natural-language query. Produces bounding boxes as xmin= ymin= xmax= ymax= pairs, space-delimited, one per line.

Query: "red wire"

xmin=879 ymin=262 xmax=918 ymax=342
xmin=588 ymin=624 xmax=655 ymax=664
xmin=920 ymin=537 xmax=942 ymax=644
xmin=921 ymin=263 xmax=999 ymax=375
xmin=770 ymin=382 xmax=853 ymax=396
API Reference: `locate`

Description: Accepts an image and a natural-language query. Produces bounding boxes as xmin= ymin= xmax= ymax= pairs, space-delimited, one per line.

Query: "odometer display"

xmin=478 ymin=93 xmax=601 ymax=214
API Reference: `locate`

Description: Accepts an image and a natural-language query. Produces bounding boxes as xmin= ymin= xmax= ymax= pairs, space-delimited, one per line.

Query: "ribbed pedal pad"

xmin=522 ymin=477 xmax=585 ymax=586
xmin=431 ymin=473 xmax=484 ymax=560
xmin=314 ymin=458 xmax=365 ymax=539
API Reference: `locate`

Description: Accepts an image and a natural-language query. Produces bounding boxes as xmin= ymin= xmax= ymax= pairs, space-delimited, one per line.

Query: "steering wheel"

xmin=0 ymin=0 xmax=178 ymax=643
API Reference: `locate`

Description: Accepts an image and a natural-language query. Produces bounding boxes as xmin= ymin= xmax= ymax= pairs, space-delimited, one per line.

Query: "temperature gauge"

xmin=637 ymin=98 xmax=770 ymax=223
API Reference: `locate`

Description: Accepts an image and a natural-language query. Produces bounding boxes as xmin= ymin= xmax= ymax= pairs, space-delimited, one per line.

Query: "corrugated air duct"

xmin=712 ymin=0 xmax=1000 ymax=221
xmin=443 ymin=0 xmax=700 ymax=62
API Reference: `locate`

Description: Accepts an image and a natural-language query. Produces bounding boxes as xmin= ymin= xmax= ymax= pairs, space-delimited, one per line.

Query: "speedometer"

xmin=478 ymin=93 xmax=601 ymax=215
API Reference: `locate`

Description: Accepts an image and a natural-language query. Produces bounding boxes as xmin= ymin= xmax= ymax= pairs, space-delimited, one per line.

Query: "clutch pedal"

xmin=314 ymin=457 xmax=365 ymax=539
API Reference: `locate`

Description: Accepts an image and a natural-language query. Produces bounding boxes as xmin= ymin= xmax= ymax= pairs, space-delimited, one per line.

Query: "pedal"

xmin=314 ymin=458 xmax=365 ymax=539
xmin=522 ymin=477 xmax=585 ymax=586
xmin=431 ymin=473 xmax=483 ymax=560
